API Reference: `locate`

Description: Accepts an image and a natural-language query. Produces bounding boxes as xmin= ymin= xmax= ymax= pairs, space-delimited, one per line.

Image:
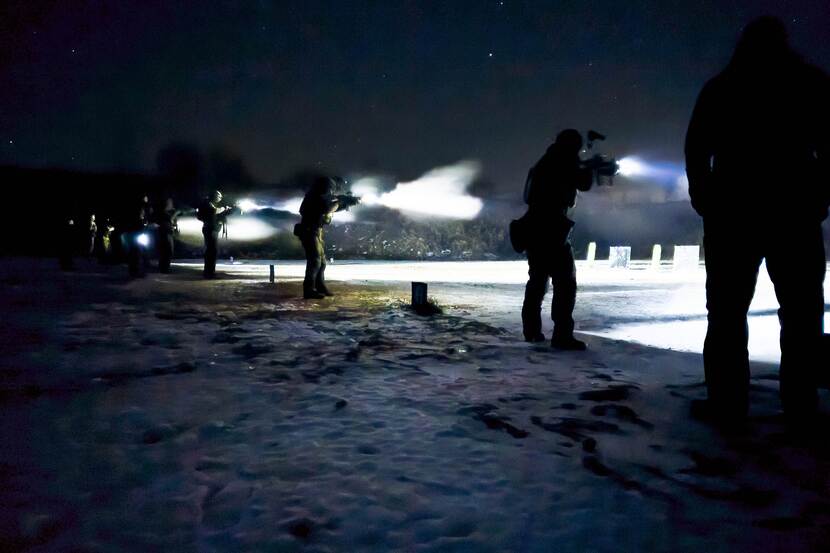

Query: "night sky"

xmin=2 ymin=0 xmax=829 ymax=194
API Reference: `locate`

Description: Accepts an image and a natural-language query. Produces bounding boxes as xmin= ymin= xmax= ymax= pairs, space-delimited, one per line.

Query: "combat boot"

xmin=551 ymin=335 xmax=587 ymax=351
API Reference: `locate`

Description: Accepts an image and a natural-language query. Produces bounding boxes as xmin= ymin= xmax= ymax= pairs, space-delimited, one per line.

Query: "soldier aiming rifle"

xmin=294 ymin=176 xmax=360 ymax=299
xmin=197 ymin=190 xmax=233 ymax=278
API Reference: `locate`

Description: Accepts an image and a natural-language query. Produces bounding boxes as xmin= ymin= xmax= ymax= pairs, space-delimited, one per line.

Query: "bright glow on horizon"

xmin=353 ymin=162 xmax=483 ymax=220
xmin=177 ymin=216 xmax=277 ymax=241
xmin=237 ymin=198 xmax=266 ymax=213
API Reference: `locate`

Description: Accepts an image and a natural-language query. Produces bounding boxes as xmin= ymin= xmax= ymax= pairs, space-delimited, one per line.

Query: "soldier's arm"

xmin=685 ymin=82 xmax=716 ymax=217
xmin=575 ymin=166 xmax=593 ymax=192
xmin=324 ymin=195 xmax=340 ymax=214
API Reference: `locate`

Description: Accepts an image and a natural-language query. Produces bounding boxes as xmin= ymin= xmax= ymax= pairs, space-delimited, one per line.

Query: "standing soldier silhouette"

xmin=155 ymin=197 xmax=180 ymax=274
xmin=197 ymin=190 xmax=231 ymax=279
xmin=296 ymin=176 xmax=354 ymax=299
xmin=123 ymin=194 xmax=150 ymax=278
xmin=521 ymin=129 xmax=593 ymax=350
xmin=87 ymin=214 xmax=97 ymax=259
xmin=685 ymin=16 xmax=829 ymax=421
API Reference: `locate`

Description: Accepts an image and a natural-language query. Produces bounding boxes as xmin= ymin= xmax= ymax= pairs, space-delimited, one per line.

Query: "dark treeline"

xmin=3 ymin=161 xmax=828 ymax=262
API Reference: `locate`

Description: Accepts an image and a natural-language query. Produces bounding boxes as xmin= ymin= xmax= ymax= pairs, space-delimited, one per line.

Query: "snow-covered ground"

xmin=177 ymin=258 xmax=830 ymax=363
xmin=1 ymin=258 xmax=829 ymax=552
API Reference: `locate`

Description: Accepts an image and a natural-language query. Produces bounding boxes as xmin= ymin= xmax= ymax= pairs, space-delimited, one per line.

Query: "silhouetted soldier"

xmin=197 ymin=190 xmax=230 ymax=278
xmin=297 ymin=177 xmax=350 ymax=299
xmin=522 ymin=129 xmax=593 ymax=349
xmin=155 ymin=198 xmax=180 ymax=273
xmin=123 ymin=194 xmax=151 ymax=277
xmin=87 ymin=214 xmax=97 ymax=258
xmin=685 ymin=16 xmax=829 ymax=420
xmin=95 ymin=217 xmax=114 ymax=264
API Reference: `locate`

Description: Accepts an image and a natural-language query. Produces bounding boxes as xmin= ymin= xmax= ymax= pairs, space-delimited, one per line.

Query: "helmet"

xmin=555 ymin=129 xmax=583 ymax=153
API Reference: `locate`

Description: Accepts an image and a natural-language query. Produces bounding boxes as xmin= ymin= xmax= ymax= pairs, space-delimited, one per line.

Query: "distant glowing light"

xmin=224 ymin=216 xmax=278 ymax=241
xmin=237 ymin=198 xmax=264 ymax=213
xmin=276 ymin=197 xmax=303 ymax=215
xmin=176 ymin=216 xmax=277 ymax=242
xmin=353 ymin=162 xmax=483 ymax=220
xmin=617 ymin=156 xmax=686 ymax=190
xmin=136 ymin=233 xmax=150 ymax=247
xmin=617 ymin=156 xmax=647 ymax=178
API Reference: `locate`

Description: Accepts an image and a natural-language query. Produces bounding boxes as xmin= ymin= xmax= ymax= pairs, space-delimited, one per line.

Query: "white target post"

xmin=586 ymin=242 xmax=597 ymax=265
xmin=673 ymin=245 xmax=701 ymax=272
xmin=651 ymin=244 xmax=662 ymax=269
xmin=609 ymin=246 xmax=631 ymax=269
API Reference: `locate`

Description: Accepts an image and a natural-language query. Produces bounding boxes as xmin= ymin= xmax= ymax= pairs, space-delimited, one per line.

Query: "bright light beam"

xmin=237 ymin=198 xmax=265 ymax=213
xmin=617 ymin=156 xmax=687 ymax=189
xmin=176 ymin=216 xmax=277 ymax=242
xmin=351 ymin=162 xmax=483 ymax=220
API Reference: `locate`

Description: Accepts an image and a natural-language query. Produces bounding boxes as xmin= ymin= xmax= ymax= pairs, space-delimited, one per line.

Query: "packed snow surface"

xmin=1 ymin=258 xmax=829 ymax=552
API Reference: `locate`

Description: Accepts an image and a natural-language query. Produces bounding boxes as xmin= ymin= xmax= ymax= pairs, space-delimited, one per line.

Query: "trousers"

xmin=703 ymin=220 xmax=825 ymax=416
xmin=203 ymin=230 xmax=218 ymax=277
xmin=301 ymin=228 xmax=327 ymax=293
xmin=522 ymin=243 xmax=577 ymax=340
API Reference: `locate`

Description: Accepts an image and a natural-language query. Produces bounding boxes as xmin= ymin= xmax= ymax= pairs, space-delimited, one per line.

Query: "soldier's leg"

xmin=522 ymin=249 xmax=550 ymax=341
xmin=302 ymin=234 xmax=322 ymax=296
xmin=315 ymin=235 xmax=332 ymax=295
xmin=550 ymin=243 xmax=577 ymax=340
xmin=159 ymin=233 xmax=172 ymax=273
xmin=702 ymin=226 xmax=761 ymax=418
xmin=765 ymin=225 xmax=825 ymax=418
xmin=203 ymin=232 xmax=217 ymax=277
xmin=127 ymin=233 xmax=142 ymax=277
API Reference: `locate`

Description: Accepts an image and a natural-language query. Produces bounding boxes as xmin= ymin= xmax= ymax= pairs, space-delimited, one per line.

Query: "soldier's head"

xmin=731 ymin=16 xmax=793 ymax=70
xmin=310 ymin=176 xmax=333 ymax=196
xmin=554 ymin=129 xmax=583 ymax=155
xmin=211 ymin=190 xmax=223 ymax=204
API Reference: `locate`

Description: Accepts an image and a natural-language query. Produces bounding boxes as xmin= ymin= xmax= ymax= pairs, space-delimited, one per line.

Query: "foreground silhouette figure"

xmin=685 ymin=16 xmax=829 ymax=420
xmin=521 ymin=129 xmax=593 ymax=350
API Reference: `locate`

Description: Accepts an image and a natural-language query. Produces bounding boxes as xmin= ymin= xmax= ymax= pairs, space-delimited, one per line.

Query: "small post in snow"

xmin=411 ymin=282 xmax=428 ymax=307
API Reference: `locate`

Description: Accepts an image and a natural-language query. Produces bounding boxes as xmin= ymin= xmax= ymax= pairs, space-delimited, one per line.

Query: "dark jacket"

xmin=299 ymin=194 xmax=339 ymax=231
xmin=525 ymin=144 xmax=592 ymax=226
xmin=198 ymin=200 xmax=225 ymax=233
xmin=685 ymin=56 xmax=830 ymax=222
xmin=156 ymin=208 xmax=179 ymax=234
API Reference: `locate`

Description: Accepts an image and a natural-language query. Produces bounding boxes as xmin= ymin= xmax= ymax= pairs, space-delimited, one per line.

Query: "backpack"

xmin=509 ymin=213 xmax=530 ymax=253
xmin=509 ymin=168 xmax=537 ymax=253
